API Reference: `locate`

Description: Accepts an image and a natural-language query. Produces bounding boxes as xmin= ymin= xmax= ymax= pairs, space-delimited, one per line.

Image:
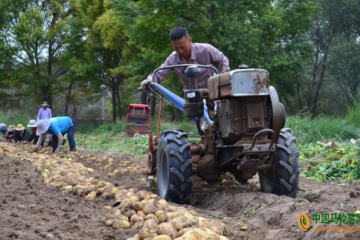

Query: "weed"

xmin=312 ymin=190 xmax=321 ymax=197
xmin=297 ymin=189 xmax=306 ymax=195
xmin=211 ymin=213 xmax=227 ymax=219
xmin=243 ymin=203 xmax=263 ymax=216
xmin=239 ymin=225 xmax=247 ymax=232
xmin=300 ymin=142 xmax=360 ymax=182
xmin=298 ymin=201 xmax=311 ymax=207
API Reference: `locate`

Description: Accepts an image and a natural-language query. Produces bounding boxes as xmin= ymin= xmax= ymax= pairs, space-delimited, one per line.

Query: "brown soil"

xmin=1 ymin=143 xmax=360 ymax=240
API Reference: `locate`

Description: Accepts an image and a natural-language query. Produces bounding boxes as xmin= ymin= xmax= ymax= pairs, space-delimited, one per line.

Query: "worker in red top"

xmin=27 ymin=120 xmax=39 ymax=144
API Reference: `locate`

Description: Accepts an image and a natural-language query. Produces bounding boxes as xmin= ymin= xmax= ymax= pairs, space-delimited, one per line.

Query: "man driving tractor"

xmin=140 ymin=27 xmax=230 ymax=89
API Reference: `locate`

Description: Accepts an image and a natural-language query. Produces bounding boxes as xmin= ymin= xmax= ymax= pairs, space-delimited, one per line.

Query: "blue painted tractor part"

xmin=148 ymin=82 xmax=212 ymax=124
xmin=144 ymin=64 xmax=299 ymax=204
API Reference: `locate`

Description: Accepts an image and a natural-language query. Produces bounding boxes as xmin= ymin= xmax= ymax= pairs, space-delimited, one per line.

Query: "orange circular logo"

xmin=298 ymin=213 xmax=310 ymax=231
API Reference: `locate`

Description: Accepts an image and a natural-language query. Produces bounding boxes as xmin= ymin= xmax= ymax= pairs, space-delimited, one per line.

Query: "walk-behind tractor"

xmin=145 ymin=64 xmax=300 ymax=204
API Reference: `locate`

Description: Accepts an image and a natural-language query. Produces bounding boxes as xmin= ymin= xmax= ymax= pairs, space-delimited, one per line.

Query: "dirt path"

xmin=1 ymin=143 xmax=360 ymax=240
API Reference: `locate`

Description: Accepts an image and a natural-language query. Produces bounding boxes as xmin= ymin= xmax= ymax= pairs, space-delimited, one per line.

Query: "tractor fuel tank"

xmin=208 ymin=69 xmax=270 ymax=100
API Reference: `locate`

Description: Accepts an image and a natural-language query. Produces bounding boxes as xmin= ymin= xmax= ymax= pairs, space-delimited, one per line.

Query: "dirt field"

xmin=1 ymin=142 xmax=360 ymax=240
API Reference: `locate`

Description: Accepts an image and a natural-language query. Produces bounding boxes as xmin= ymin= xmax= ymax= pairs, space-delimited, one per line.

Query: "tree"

xmin=300 ymin=0 xmax=360 ymax=116
xmin=71 ymin=0 xmax=129 ymax=122
xmin=0 ymin=0 xmax=70 ymax=109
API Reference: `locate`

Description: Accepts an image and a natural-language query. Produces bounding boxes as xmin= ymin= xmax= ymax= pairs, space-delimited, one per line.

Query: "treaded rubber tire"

xmin=156 ymin=130 xmax=192 ymax=204
xmin=259 ymin=128 xmax=300 ymax=197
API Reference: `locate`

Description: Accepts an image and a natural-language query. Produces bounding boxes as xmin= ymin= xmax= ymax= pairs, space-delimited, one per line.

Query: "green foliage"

xmin=150 ymin=120 xmax=198 ymax=135
xmin=113 ymin=0 xmax=317 ymax=99
xmin=346 ymin=101 xmax=360 ymax=128
xmin=77 ymin=132 xmax=149 ymax=154
xmin=0 ymin=112 xmax=32 ymax=128
xmin=300 ymin=142 xmax=360 ymax=183
xmin=327 ymin=36 xmax=360 ymax=108
xmin=286 ymin=115 xmax=360 ymax=145
xmin=76 ymin=118 xmax=197 ymax=153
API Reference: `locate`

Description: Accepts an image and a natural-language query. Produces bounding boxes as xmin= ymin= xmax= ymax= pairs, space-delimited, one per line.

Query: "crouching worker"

xmin=6 ymin=125 xmax=15 ymax=142
xmin=0 ymin=123 xmax=7 ymax=140
xmin=35 ymin=116 xmax=76 ymax=152
xmin=27 ymin=120 xmax=39 ymax=144
xmin=14 ymin=124 xmax=30 ymax=143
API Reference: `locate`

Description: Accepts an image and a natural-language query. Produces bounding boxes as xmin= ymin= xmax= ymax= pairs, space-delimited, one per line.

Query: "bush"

xmin=346 ymin=101 xmax=360 ymax=127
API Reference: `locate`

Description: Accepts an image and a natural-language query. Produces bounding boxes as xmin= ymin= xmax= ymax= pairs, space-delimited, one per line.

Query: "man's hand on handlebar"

xmin=140 ymin=77 xmax=153 ymax=90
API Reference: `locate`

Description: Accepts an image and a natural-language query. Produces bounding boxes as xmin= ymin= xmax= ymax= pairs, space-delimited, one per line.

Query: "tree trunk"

xmin=65 ymin=81 xmax=73 ymax=116
xmin=141 ymin=91 xmax=147 ymax=105
xmin=311 ymin=54 xmax=328 ymax=117
xmin=116 ymin=84 xmax=121 ymax=120
xmin=295 ymin=78 xmax=302 ymax=109
xmin=111 ymin=84 xmax=117 ymax=123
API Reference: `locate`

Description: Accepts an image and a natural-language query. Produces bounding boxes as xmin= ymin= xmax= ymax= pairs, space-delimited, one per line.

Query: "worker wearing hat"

xmin=14 ymin=124 xmax=30 ymax=143
xmin=37 ymin=101 xmax=52 ymax=146
xmin=35 ymin=116 xmax=76 ymax=152
xmin=37 ymin=101 xmax=52 ymax=121
xmin=27 ymin=119 xmax=39 ymax=144
xmin=5 ymin=125 xmax=15 ymax=142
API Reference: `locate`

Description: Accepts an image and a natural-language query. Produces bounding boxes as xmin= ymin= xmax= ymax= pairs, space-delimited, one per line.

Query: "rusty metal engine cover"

xmin=208 ymin=69 xmax=270 ymax=100
xmin=216 ymin=97 xmax=269 ymax=142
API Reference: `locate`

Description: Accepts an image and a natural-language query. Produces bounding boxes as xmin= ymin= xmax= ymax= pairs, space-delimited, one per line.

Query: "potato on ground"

xmin=174 ymin=228 xmax=207 ymax=240
xmin=144 ymin=214 xmax=158 ymax=222
xmin=130 ymin=214 xmax=144 ymax=223
xmin=155 ymin=211 xmax=167 ymax=223
xmin=143 ymin=204 xmax=158 ymax=215
xmin=157 ymin=222 xmax=177 ymax=238
xmin=143 ymin=219 xmax=158 ymax=230
xmin=170 ymin=216 xmax=197 ymax=231
xmin=138 ymin=228 xmax=156 ymax=240
xmin=153 ymin=235 xmax=172 ymax=240
xmin=197 ymin=218 xmax=227 ymax=235
xmin=112 ymin=220 xmax=130 ymax=229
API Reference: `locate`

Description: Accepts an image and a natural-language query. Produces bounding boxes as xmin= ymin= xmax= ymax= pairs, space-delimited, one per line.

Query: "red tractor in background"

xmin=125 ymin=104 xmax=150 ymax=137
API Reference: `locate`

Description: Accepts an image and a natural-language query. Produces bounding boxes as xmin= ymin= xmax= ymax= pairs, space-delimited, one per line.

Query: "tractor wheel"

xmin=156 ymin=130 xmax=192 ymax=204
xmin=259 ymin=128 xmax=300 ymax=197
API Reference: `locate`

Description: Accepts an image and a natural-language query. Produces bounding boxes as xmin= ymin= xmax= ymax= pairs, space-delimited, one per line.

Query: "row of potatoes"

xmin=2 ymin=143 xmax=231 ymax=240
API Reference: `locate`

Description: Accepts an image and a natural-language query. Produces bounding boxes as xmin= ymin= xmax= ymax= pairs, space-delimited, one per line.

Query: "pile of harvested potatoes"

xmin=0 ymin=143 xmax=231 ymax=240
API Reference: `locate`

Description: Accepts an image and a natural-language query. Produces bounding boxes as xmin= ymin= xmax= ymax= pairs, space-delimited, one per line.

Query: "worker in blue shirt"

xmin=35 ymin=116 xmax=76 ymax=152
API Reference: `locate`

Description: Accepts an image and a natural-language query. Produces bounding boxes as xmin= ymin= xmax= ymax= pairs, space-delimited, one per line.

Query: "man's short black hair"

xmin=170 ymin=27 xmax=189 ymax=40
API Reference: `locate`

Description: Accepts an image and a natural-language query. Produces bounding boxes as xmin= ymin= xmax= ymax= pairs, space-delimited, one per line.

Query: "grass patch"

xmin=77 ymin=132 xmax=149 ymax=155
xmin=346 ymin=101 xmax=360 ymax=128
xmin=0 ymin=112 xmax=32 ymax=127
xmin=286 ymin=115 xmax=360 ymax=145
xmin=76 ymin=119 xmax=198 ymax=154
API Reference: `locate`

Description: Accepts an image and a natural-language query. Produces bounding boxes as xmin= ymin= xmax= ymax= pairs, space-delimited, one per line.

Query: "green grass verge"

xmin=76 ymin=119 xmax=198 ymax=155
xmin=76 ymin=132 xmax=149 ymax=155
xmin=286 ymin=115 xmax=360 ymax=145
xmin=0 ymin=112 xmax=33 ymax=128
